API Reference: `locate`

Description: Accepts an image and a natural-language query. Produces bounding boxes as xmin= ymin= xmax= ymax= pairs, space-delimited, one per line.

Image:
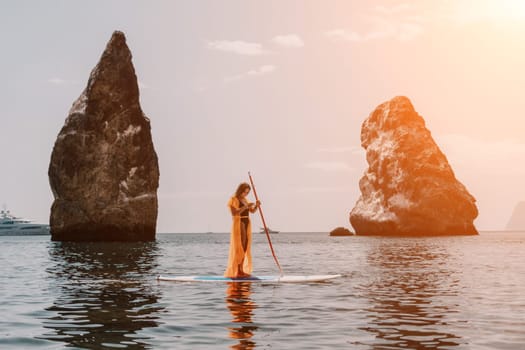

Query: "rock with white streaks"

xmin=350 ymin=96 xmax=478 ymax=235
xmin=48 ymin=31 xmax=159 ymax=241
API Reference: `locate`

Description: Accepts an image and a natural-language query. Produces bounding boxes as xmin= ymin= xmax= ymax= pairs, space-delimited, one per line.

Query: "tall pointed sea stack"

xmin=506 ymin=201 xmax=525 ymax=231
xmin=49 ymin=31 xmax=159 ymax=241
xmin=350 ymin=96 xmax=478 ymax=235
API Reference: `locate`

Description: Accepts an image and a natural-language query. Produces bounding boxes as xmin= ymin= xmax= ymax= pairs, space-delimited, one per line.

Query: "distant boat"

xmin=0 ymin=208 xmax=50 ymax=236
xmin=259 ymin=227 xmax=279 ymax=234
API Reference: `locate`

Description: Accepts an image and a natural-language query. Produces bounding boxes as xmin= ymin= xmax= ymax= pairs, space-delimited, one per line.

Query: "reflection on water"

xmin=358 ymin=240 xmax=463 ymax=349
xmin=40 ymin=241 xmax=163 ymax=349
xmin=225 ymin=282 xmax=258 ymax=349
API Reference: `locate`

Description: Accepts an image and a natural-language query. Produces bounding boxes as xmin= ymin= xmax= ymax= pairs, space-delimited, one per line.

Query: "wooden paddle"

xmin=248 ymin=171 xmax=283 ymax=276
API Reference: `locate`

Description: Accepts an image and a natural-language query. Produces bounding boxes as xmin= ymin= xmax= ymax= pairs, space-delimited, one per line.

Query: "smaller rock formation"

xmin=48 ymin=31 xmax=159 ymax=241
xmin=506 ymin=201 xmax=525 ymax=231
xmin=350 ymin=96 xmax=478 ymax=235
xmin=329 ymin=227 xmax=353 ymax=236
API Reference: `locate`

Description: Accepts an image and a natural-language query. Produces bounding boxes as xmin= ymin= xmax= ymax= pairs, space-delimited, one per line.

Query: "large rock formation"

xmin=48 ymin=31 xmax=159 ymax=241
xmin=506 ymin=201 xmax=525 ymax=231
xmin=350 ymin=96 xmax=478 ymax=235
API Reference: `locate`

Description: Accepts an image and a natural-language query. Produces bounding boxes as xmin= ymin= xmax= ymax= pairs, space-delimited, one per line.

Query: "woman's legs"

xmin=240 ymin=221 xmax=248 ymax=252
xmin=238 ymin=220 xmax=248 ymax=276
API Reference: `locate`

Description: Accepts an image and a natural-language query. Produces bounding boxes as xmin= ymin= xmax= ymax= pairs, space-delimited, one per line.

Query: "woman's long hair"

xmin=235 ymin=182 xmax=251 ymax=199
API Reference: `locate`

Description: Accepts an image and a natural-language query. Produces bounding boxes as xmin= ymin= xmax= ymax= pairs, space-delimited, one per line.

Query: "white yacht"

xmin=259 ymin=227 xmax=279 ymax=234
xmin=0 ymin=209 xmax=50 ymax=236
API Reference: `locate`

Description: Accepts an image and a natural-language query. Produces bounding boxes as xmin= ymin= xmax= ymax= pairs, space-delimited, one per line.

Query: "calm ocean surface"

xmin=1 ymin=231 xmax=524 ymax=349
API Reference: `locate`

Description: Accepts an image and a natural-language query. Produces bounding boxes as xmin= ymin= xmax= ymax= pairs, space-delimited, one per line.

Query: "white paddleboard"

xmin=157 ymin=274 xmax=341 ymax=283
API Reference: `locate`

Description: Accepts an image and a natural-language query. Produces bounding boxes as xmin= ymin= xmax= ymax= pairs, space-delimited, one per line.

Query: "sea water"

xmin=0 ymin=231 xmax=524 ymax=349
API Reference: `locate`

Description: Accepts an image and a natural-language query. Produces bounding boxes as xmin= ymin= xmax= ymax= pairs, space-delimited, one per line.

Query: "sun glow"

xmin=491 ymin=0 xmax=525 ymax=19
xmin=458 ymin=0 xmax=525 ymax=22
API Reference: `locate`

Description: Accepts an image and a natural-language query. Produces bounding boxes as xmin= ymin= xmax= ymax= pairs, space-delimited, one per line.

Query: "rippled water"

xmin=1 ymin=232 xmax=524 ymax=349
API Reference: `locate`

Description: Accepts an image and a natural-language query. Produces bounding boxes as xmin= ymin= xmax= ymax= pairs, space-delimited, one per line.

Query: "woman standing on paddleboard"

xmin=224 ymin=182 xmax=260 ymax=278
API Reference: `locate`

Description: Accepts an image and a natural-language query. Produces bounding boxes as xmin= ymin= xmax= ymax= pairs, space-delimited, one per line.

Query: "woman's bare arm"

xmin=230 ymin=204 xmax=250 ymax=215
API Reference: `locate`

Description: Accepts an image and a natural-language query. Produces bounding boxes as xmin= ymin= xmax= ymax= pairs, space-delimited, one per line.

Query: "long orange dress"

xmin=224 ymin=196 xmax=253 ymax=277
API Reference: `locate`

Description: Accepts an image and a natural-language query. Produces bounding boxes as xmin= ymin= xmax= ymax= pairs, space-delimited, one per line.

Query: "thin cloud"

xmin=158 ymin=191 xmax=228 ymax=199
xmin=305 ymin=161 xmax=354 ymax=172
xmin=325 ymin=29 xmax=361 ymax=42
xmin=435 ymin=134 xmax=525 ymax=174
xmin=207 ymin=40 xmax=269 ymax=56
xmin=225 ymin=65 xmax=276 ymax=82
xmin=189 ymin=84 xmax=210 ymax=93
xmin=48 ymin=77 xmax=78 ymax=85
xmin=325 ymin=3 xmax=424 ymax=42
xmin=271 ymin=34 xmax=305 ymax=48
xmin=325 ymin=24 xmax=422 ymax=42
xmin=317 ymin=146 xmax=364 ymax=155
xmin=295 ymin=186 xmax=355 ymax=194
xmin=396 ymin=22 xmax=424 ymax=41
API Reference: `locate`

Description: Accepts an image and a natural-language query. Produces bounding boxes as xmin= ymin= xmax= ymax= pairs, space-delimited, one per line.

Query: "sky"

xmin=1 ymin=0 xmax=525 ymax=233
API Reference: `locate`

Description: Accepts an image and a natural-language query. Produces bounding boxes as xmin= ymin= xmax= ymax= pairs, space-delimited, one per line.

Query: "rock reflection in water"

xmin=358 ymin=240 xmax=463 ymax=349
xmin=225 ymin=282 xmax=258 ymax=349
xmin=40 ymin=241 xmax=163 ymax=349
